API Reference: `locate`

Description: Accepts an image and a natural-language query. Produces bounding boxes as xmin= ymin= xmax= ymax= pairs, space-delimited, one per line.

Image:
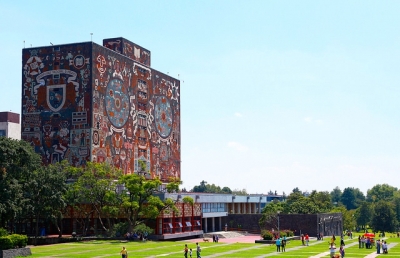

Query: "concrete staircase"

xmin=204 ymin=231 xmax=247 ymax=239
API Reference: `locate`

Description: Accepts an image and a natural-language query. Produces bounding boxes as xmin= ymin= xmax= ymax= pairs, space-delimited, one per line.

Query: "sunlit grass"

xmin=28 ymin=234 xmax=400 ymax=257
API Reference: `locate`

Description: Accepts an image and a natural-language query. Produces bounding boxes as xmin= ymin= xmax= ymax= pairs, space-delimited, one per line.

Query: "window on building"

xmin=0 ymin=130 xmax=6 ymax=137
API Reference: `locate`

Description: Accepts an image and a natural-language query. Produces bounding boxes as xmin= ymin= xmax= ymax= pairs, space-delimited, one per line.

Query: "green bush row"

xmin=261 ymin=230 xmax=294 ymax=240
xmin=0 ymin=234 xmax=28 ymax=250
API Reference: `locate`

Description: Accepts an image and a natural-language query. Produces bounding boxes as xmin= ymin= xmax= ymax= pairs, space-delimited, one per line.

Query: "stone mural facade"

xmin=21 ymin=38 xmax=180 ymax=182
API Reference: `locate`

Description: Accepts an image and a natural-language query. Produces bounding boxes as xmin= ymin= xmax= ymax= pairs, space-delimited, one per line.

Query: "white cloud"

xmin=304 ymin=117 xmax=312 ymax=122
xmin=234 ymin=112 xmax=243 ymax=117
xmin=227 ymin=141 xmax=249 ymax=151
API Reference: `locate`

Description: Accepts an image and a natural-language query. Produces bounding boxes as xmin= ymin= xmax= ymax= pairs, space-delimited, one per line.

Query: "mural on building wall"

xmin=21 ymin=39 xmax=180 ymax=182
xmin=21 ymin=43 xmax=92 ymax=166
xmin=91 ymin=41 xmax=180 ymax=182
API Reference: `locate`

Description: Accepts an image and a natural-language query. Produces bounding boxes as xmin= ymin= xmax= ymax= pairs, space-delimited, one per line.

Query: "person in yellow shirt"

xmin=120 ymin=246 xmax=128 ymax=258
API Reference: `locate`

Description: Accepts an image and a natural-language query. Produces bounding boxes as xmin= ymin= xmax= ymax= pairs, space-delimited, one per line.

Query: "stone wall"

xmin=0 ymin=248 xmax=31 ymax=258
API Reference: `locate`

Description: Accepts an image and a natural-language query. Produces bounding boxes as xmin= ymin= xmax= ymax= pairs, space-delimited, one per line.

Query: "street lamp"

xmin=277 ymin=211 xmax=281 ymax=238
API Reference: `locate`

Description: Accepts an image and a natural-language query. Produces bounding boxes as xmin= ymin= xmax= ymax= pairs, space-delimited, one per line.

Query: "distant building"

xmin=0 ymin=111 xmax=21 ymax=139
xmin=21 ymin=37 xmax=180 ymax=183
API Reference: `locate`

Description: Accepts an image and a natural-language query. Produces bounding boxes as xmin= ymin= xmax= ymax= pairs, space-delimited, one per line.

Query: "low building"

xmin=0 ymin=111 xmax=21 ymax=140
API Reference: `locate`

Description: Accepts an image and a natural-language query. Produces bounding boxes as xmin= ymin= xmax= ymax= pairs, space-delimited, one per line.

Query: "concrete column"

xmin=204 ymin=218 xmax=208 ymax=233
xmin=212 ymin=217 xmax=215 ymax=232
xmin=219 ymin=217 xmax=222 ymax=231
xmin=248 ymin=203 xmax=252 ymax=214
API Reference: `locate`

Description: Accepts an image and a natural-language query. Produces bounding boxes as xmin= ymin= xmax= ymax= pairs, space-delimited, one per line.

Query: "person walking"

xmin=305 ymin=233 xmax=309 ymax=246
xmin=339 ymin=245 xmax=345 ymax=257
xmin=301 ymin=234 xmax=305 ymax=246
xmin=189 ymin=248 xmax=193 ymax=258
xmin=120 ymin=247 xmax=128 ymax=258
xmin=184 ymin=244 xmax=188 ymax=258
xmin=358 ymin=235 xmax=361 ymax=248
xmin=329 ymin=243 xmax=336 ymax=258
xmin=196 ymin=242 xmax=201 ymax=258
xmin=281 ymin=236 xmax=286 ymax=252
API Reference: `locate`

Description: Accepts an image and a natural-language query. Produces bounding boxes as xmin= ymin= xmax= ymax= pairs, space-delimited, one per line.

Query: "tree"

xmin=232 ymin=188 xmax=248 ymax=195
xmin=292 ymin=187 xmax=302 ymax=194
xmin=309 ymin=190 xmax=332 ymax=212
xmin=192 ymin=180 xmax=207 ymax=192
xmin=340 ymin=187 xmax=365 ymax=210
xmin=221 ymin=187 xmax=232 ymax=194
xmin=66 ymin=162 xmax=122 ymax=236
xmin=120 ymin=174 xmax=180 ymax=231
xmin=355 ymin=202 xmax=372 ymax=230
xmin=367 ymin=184 xmax=398 ymax=203
xmin=191 ymin=181 xmax=233 ymax=194
xmin=24 ymin=164 xmax=67 ymax=241
xmin=370 ymin=200 xmax=398 ymax=233
xmin=0 ymin=137 xmax=41 ymax=229
xmin=330 ymin=186 xmax=342 ymax=204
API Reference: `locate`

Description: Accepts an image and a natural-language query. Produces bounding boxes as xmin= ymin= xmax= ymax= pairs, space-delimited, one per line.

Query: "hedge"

xmin=0 ymin=234 xmax=28 ymax=250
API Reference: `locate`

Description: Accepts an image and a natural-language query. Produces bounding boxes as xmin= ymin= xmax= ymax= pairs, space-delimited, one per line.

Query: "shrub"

xmin=0 ymin=228 xmax=8 ymax=237
xmin=279 ymin=231 xmax=287 ymax=237
xmin=113 ymin=222 xmax=129 ymax=237
xmin=283 ymin=230 xmax=294 ymax=237
xmin=0 ymin=236 xmax=13 ymax=250
xmin=9 ymin=234 xmax=28 ymax=248
xmin=261 ymin=230 xmax=274 ymax=240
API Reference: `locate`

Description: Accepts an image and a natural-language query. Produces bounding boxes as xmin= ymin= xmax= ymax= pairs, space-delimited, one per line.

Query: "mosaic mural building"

xmin=21 ymin=37 xmax=181 ymax=183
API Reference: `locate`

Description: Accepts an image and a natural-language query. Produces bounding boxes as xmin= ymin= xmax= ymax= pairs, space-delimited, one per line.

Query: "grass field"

xmin=28 ymin=235 xmax=400 ymax=258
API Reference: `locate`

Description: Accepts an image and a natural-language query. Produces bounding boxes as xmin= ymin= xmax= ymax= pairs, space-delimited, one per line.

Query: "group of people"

xmin=212 ymin=234 xmax=219 ymax=242
xmin=300 ymin=233 xmax=310 ymax=246
xmin=375 ymin=239 xmax=389 ymax=254
xmin=124 ymin=231 xmax=148 ymax=241
xmin=184 ymin=243 xmax=202 ymax=258
xmin=328 ymin=242 xmax=345 ymax=258
xmin=275 ymin=235 xmax=287 ymax=252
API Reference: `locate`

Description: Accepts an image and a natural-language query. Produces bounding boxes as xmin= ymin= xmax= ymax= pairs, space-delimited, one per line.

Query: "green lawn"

xmin=28 ymin=235 xmax=400 ymax=258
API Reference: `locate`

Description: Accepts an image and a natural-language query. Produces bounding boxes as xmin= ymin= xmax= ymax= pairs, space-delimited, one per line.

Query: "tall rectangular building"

xmin=21 ymin=37 xmax=180 ymax=182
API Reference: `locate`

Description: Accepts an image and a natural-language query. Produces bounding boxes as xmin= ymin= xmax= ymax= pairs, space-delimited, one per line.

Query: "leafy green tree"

xmin=370 ymin=200 xmax=398 ymax=233
xmin=232 ymin=188 xmax=248 ymax=195
xmin=24 ymin=164 xmax=67 ymax=241
xmin=0 ymin=137 xmax=41 ymax=228
xmin=191 ymin=181 xmax=234 ymax=194
xmin=292 ymin=187 xmax=302 ymax=194
xmin=221 ymin=187 xmax=232 ymax=194
xmin=355 ymin=201 xmax=372 ymax=230
xmin=330 ymin=186 xmax=342 ymax=204
xmin=289 ymin=198 xmax=320 ymax=214
xmin=309 ymin=190 xmax=332 ymax=212
xmin=340 ymin=187 xmax=365 ymax=210
xmin=367 ymin=184 xmax=398 ymax=203
xmin=120 ymin=174 xmax=180 ymax=231
xmin=66 ymin=162 xmax=121 ymax=236
xmin=192 ymin=180 xmax=207 ymax=192
xmin=393 ymin=192 xmax=400 ymax=224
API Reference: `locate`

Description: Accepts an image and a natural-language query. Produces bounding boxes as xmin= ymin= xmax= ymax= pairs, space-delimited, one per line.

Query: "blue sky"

xmin=1 ymin=1 xmax=399 ymax=195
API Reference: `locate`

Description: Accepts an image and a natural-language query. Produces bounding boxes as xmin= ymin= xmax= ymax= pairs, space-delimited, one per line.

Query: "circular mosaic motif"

xmin=105 ymin=79 xmax=129 ymax=128
xmin=154 ymin=96 xmax=173 ymax=138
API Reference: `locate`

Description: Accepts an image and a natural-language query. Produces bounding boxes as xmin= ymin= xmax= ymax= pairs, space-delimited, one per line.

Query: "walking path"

xmin=254 ymin=238 xmax=327 ymax=258
xmin=309 ymin=240 xmax=359 ymax=258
